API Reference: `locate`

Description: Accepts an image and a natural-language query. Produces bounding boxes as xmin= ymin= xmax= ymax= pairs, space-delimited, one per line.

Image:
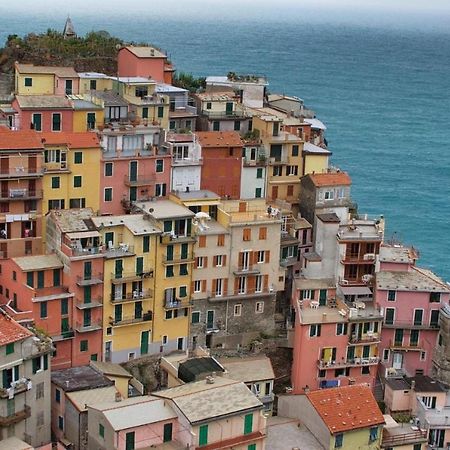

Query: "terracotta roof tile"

xmin=306 ymin=385 xmax=384 ymax=434
xmin=0 ymin=130 xmax=44 ymax=150
xmin=40 ymin=132 xmax=100 ymax=149
xmin=308 ymin=172 xmax=351 ymax=187
xmin=0 ymin=311 xmax=33 ymax=346
xmin=195 ymin=131 xmax=243 ymax=148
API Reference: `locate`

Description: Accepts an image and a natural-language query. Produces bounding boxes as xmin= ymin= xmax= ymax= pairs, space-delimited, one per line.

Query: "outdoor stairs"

xmin=373 ymin=374 xmax=384 ymax=402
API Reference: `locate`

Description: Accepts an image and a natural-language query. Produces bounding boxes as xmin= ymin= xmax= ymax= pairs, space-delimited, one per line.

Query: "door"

xmin=28 ymin=179 xmax=36 ymax=197
xmin=135 ymin=302 xmax=142 ymax=319
xmin=181 ymin=243 xmax=188 ymax=259
xmin=347 ymin=346 xmax=355 ymax=361
xmin=206 ymin=310 xmax=214 ymax=330
xmin=177 ymin=337 xmax=184 ymax=350
xmin=28 ymin=155 xmax=37 ymax=175
xmin=129 ymin=161 xmax=138 ymax=182
xmin=32 ymin=114 xmax=41 ymax=131
xmin=125 ymin=431 xmax=135 ymax=450
xmin=129 ymin=186 xmax=137 ymax=202
xmin=414 ymin=309 xmax=423 ymax=326
xmin=87 ymin=112 xmax=96 ymax=130
xmin=105 ymin=341 xmax=112 ymax=362
xmin=115 ymin=260 xmax=123 ymax=278
xmin=140 ymin=331 xmax=149 ymax=355
xmin=114 ymin=284 xmax=123 ymax=301
xmin=225 ymin=102 xmax=233 ymax=115
xmin=84 ymin=261 xmax=92 ymax=280
xmin=163 ymin=423 xmax=173 ymax=442
xmin=362 ymin=345 xmax=370 ymax=358
xmin=83 ymin=309 xmax=91 ymax=327
xmin=84 ymin=286 xmax=91 ymax=304
xmin=271 ymin=185 xmax=278 ymax=199
xmin=65 ymin=79 xmax=73 ymax=95
xmin=319 ymin=289 xmax=327 ymax=306
xmin=394 ymin=328 xmax=404 ymax=346
xmin=0 ymin=157 xmax=8 ymax=175
xmin=1 ymin=181 xmax=7 ymax=198
xmin=392 ymin=352 xmax=403 ymax=369
xmin=114 ymin=304 xmax=122 ymax=323
xmin=136 ymin=257 xmax=143 ymax=276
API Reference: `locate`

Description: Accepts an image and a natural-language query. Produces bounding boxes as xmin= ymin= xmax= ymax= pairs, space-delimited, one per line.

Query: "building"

xmin=0 ymin=129 xmax=44 ymax=258
xmin=381 ymin=414 xmax=427 ymax=450
xmin=51 ymin=365 xmax=117 ymax=450
xmin=0 ymin=311 xmax=52 ymax=447
xmin=278 ymin=385 xmax=385 ymax=450
xmin=152 ymin=377 xmax=267 ymax=450
xmin=87 ymin=396 xmax=179 ymax=450
xmin=241 ymin=140 xmax=267 ymax=199
xmin=197 ymin=131 xmax=243 ymax=199
xmin=433 ymin=303 xmax=450 ymax=385
xmin=375 ymin=245 xmax=449 ymax=378
xmin=117 ymin=46 xmax=174 ymax=84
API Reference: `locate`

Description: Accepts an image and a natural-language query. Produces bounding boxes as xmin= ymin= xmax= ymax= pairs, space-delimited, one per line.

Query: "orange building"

xmin=196 ymin=131 xmax=243 ymax=199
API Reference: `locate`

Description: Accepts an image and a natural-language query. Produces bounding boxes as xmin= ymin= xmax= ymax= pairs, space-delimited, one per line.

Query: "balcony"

xmin=350 ymin=333 xmax=381 ymax=344
xmin=0 ymin=189 xmax=43 ymax=200
xmin=198 ymin=431 xmax=265 ymax=450
xmin=202 ymin=109 xmax=247 ymax=120
xmin=110 ymin=289 xmax=153 ymax=303
xmin=383 ymin=320 xmax=440 ymax=330
xmin=317 ymin=356 xmax=379 ymax=369
xmin=111 ymin=270 xmax=153 ymax=283
xmin=0 ymin=404 xmax=31 ymax=427
xmin=389 ymin=340 xmax=423 ymax=351
xmin=243 ymin=157 xmax=266 ymax=167
xmin=382 ymin=428 xmax=427 ymax=447
xmin=42 ymin=163 xmax=70 ymax=173
xmin=207 ymin=287 xmax=274 ymax=302
xmin=124 ymin=175 xmax=155 ymax=187
xmin=233 ymin=265 xmax=261 ymax=276
xmin=171 ymin=156 xmax=203 ymax=166
xmin=76 ymin=273 xmax=103 ymax=286
xmin=109 ymin=311 xmax=152 ymax=326
xmin=75 ymin=296 xmax=103 ymax=309
xmin=52 ymin=329 xmax=75 ymax=342
xmin=71 ymin=245 xmax=103 ymax=257
xmin=164 ymin=297 xmax=192 ymax=309
xmin=33 ymin=285 xmax=73 ymax=302
xmin=75 ymin=320 xmax=102 ymax=333
xmin=160 ymin=234 xmax=196 ymax=245
xmin=0 ymin=378 xmax=32 ymax=399
xmin=104 ymin=244 xmax=135 ymax=259
xmin=0 ymin=166 xmax=42 ymax=178
xmin=162 ymin=255 xmax=195 ymax=265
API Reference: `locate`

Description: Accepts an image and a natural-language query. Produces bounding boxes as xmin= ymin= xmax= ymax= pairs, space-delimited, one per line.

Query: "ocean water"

xmin=1 ymin=5 xmax=449 ymax=280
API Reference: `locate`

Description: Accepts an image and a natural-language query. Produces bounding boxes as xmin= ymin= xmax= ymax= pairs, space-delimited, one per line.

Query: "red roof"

xmin=0 ymin=311 xmax=33 ymax=346
xmin=0 ymin=130 xmax=44 ymax=150
xmin=309 ymin=172 xmax=351 ymax=187
xmin=306 ymin=385 xmax=384 ymax=434
xmin=40 ymin=132 xmax=100 ymax=149
xmin=195 ymin=131 xmax=243 ymax=148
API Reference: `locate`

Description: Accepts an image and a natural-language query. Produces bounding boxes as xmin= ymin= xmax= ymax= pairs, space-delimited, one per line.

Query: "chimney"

xmin=185 ymin=186 xmax=190 ymax=193
xmin=115 ymin=391 xmax=122 ymax=402
xmin=411 ymin=380 xmax=416 ymax=390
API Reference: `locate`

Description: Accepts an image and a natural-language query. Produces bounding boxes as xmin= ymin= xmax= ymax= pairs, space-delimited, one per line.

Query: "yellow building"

xmin=71 ymin=98 xmax=105 ymax=132
xmin=134 ymin=200 xmax=195 ymax=354
xmin=41 ymin=132 xmax=101 ymax=247
xmin=302 ymin=141 xmax=331 ymax=175
xmin=91 ymin=215 xmax=160 ymax=363
xmin=77 ymin=72 xmax=114 ymax=94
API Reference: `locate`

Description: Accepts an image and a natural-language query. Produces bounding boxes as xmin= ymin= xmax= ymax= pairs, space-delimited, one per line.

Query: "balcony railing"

xmin=34 ymin=285 xmax=72 ymax=300
xmin=76 ymin=273 xmax=103 ymax=286
xmin=111 ymin=270 xmax=153 ymax=283
xmin=123 ymin=175 xmax=155 ymax=186
xmin=202 ymin=109 xmax=247 ymax=119
xmin=71 ymin=245 xmax=103 ymax=257
xmin=0 ymin=189 xmax=43 ymax=200
xmin=233 ymin=265 xmax=261 ymax=275
xmin=318 ymin=356 xmax=379 ymax=369
xmin=350 ymin=333 xmax=381 ymax=344
xmin=171 ymin=156 xmax=203 ymax=166
xmin=0 ymin=166 xmax=42 ymax=178
xmin=382 ymin=429 xmax=427 ymax=447
xmin=383 ymin=320 xmax=439 ymax=330
xmin=109 ymin=312 xmax=152 ymax=326
xmin=52 ymin=329 xmax=75 ymax=342
xmin=164 ymin=297 xmax=192 ymax=309
xmin=75 ymin=320 xmax=102 ymax=333
xmin=207 ymin=287 xmax=274 ymax=301
xmin=0 ymin=404 xmax=31 ymax=426
xmin=0 ymin=378 xmax=32 ymax=399
xmin=389 ymin=339 xmax=423 ymax=351
xmin=75 ymin=296 xmax=103 ymax=309
xmin=162 ymin=255 xmax=195 ymax=265
xmin=110 ymin=289 xmax=153 ymax=303
xmin=243 ymin=157 xmax=266 ymax=167
xmin=104 ymin=244 xmax=135 ymax=259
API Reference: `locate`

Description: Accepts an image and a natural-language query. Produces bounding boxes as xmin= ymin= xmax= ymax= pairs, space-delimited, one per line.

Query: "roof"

xmin=66 ymin=385 xmax=118 ymax=412
xmin=379 ymin=245 xmax=416 ymax=264
xmin=385 ymin=377 xmax=410 ymax=391
xmin=303 ymin=252 xmax=322 ymax=262
xmin=0 ymin=437 xmax=34 ymax=450
xmin=376 ymin=267 xmax=449 ymax=292
xmin=71 ymin=98 xmax=103 ymax=111
xmin=153 ymin=377 xmax=262 ymax=424
xmin=316 ymin=213 xmax=341 ymax=223
xmin=175 ymin=190 xmax=220 ymax=201
xmin=52 ymin=366 xmax=114 ymax=392
xmin=116 ymin=76 xmax=154 ymax=84
xmin=91 ymin=90 xmax=129 ymax=106
xmin=0 ymin=130 xmax=44 ymax=150
xmin=12 ymin=254 xmax=63 ymax=272
xmin=91 ymin=214 xmax=161 ymax=235
xmin=195 ymin=91 xmax=236 ymax=101
xmin=206 ymin=75 xmax=268 ymax=85
xmin=15 ymin=95 xmax=72 ymax=109
xmin=78 ymin=72 xmax=111 ymax=79
xmin=294 ymin=277 xmax=335 ymax=291
xmin=406 ymin=376 xmax=446 ymax=393
xmin=308 ymin=172 xmax=351 ymax=187
xmin=16 ymin=63 xmax=78 ymax=78
xmin=156 ymin=84 xmax=188 ymax=94
xmin=195 ymin=131 xmax=243 ymax=148
xmin=304 ymin=118 xmax=327 ymax=130
xmin=123 ymin=46 xmax=167 ymax=58
xmin=0 ymin=311 xmax=32 ymax=346
xmin=303 ymin=142 xmax=331 ymax=155
xmin=49 ymin=208 xmax=96 ymax=233
xmin=178 ymin=357 xmax=225 ymax=383
xmin=166 ymin=133 xmax=194 ymax=143
xmin=92 ymin=396 xmax=177 ymax=431
xmin=41 ymin=132 xmax=100 ymax=148
xmin=306 ymin=385 xmax=384 ymax=434
xmin=135 ymin=200 xmax=194 ymax=220
xmin=220 ymin=356 xmax=275 ymax=383
xmin=90 ymin=360 xmax=133 ymax=379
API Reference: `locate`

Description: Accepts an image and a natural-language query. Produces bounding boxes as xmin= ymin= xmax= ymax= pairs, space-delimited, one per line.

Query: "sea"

xmin=1 ymin=3 xmax=449 ymax=280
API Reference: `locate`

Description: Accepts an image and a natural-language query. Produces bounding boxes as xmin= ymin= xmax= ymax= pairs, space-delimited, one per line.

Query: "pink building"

xmin=13 ymin=96 xmax=74 ymax=132
xmin=375 ymin=245 xmax=450 ymax=378
xmin=118 ymin=46 xmax=174 ymax=84
xmin=99 ymin=129 xmax=171 ymax=215
xmin=290 ymin=281 xmax=381 ymax=393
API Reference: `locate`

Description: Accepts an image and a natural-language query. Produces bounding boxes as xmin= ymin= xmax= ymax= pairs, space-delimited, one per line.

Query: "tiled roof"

xmin=196 ymin=131 xmax=243 ymax=148
xmin=123 ymin=46 xmax=166 ymax=58
xmin=41 ymin=132 xmax=100 ymax=148
xmin=308 ymin=172 xmax=351 ymax=187
xmin=0 ymin=311 xmax=32 ymax=346
xmin=306 ymin=385 xmax=384 ymax=434
xmin=0 ymin=130 xmax=44 ymax=150
xmin=15 ymin=95 xmax=72 ymax=109
xmin=16 ymin=63 xmax=78 ymax=78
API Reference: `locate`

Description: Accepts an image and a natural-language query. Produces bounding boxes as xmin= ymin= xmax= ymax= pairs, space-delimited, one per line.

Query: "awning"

xmin=67 ymin=231 xmax=100 ymax=239
xmin=339 ymin=286 xmax=372 ymax=296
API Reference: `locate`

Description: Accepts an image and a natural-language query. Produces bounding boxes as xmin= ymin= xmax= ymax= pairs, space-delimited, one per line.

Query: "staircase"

xmin=373 ymin=374 xmax=385 ymax=403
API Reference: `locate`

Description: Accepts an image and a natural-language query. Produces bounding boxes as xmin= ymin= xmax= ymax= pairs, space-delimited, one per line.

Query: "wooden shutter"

xmin=213 ymin=256 xmax=217 ymax=266
xmin=204 ymin=256 xmax=208 ymax=268
xmin=248 ymin=275 xmax=256 ymax=292
xmin=222 ymin=255 xmax=227 ymax=267
xmin=264 ymin=274 xmax=269 ymax=291
xmin=259 ymin=227 xmax=267 ymax=240
xmin=202 ymin=280 xmax=207 ymax=292
xmin=234 ymin=277 xmax=239 ymax=294
xmin=191 ymin=281 xmax=195 ymax=294
xmin=223 ymin=279 xmax=228 ymax=295
xmin=198 ymin=236 xmax=206 ymax=247
xmin=211 ymin=279 xmax=216 ymax=297
xmin=265 ymin=250 xmax=270 ymax=263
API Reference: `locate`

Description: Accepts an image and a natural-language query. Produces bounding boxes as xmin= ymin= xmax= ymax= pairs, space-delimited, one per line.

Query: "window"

xmin=156 ymin=159 xmax=164 ymax=173
xmin=300 ymin=289 xmax=315 ymax=300
xmin=248 ymin=445 xmax=256 ymax=450
xmin=383 ymin=349 xmax=390 ymax=361
xmin=142 ymin=235 xmax=150 ymax=253
xmin=52 ymin=113 xmax=61 ymax=131
xmin=192 ymin=311 xmax=200 ymax=323
xmin=369 ymin=427 xmax=378 ymax=443
xmin=256 ymin=168 xmax=263 ymax=179
xmin=255 ymin=187 xmax=262 ymax=198
xmin=335 ymin=433 xmax=343 ymax=448
xmin=51 ymin=177 xmax=60 ymax=189
xmin=238 ymin=276 xmax=247 ymax=294
xmin=12 ymin=271 xmax=16 ymax=281
xmin=243 ymin=228 xmax=251 ymax=241
xmin=135 ymin=86 xmax=148 ymax=98
xmin=421 ymin=395 xmax=436 ymax=409
xmin=162 ymin=335 xmax=168 ymax=345
xmin=385 ymin=308 xmax=395 ymax=325
xmin=24 ymin=77 xmax=32 ymax=87
xmin=5 ymin=343 xmax=14 ymax=355
xmin=213 ymin=121 xmax=220 ymax=131
xmin=104 ymin=162 xmax=113 ymax=177
xmin=214 ymin=279 xmax=223 ymax=297
xmin=125 ymin=431 xmax=135 ymax=450
xmin=61 ymin=298 xmax=68 ymax=315
xmin=206 ymin=102 xmax=212 ymax=110
xmin=155 ymin=183 xmax=167 ymax=197
xmin=199 ymin=424 xmax=208 ymax=446
xmin=420 ymin=351 xmax=426 ymax=361
xmin=32 ymin=354 xmax=48 ymax=374
xmin=194 ymin=280 xmax=202 ymax=293
xmin=336 ymin=323 xmax=348 ymax=336
xmin=217 ymin=234 xmax=224 ymax=246
xmin=179 ymin=286 xmax=187 ymax=297
xmin=40 ymin=302 xmax=47 ymax=319
xmin=259 ymin=227 xmax=267 ymax=240
xmin=80 ymin=340 xmax=88 ymax=352
xmin=430 ymin=292 xmax=441 ymax=303
xmin=73 ymin=176 xmax=82 ymax=188
xmin=142 ymin=107 xmax=148 ymax=119
xmin=255 ymin=301 xmax=264 ymax=313
xmin=362 ymin=366 xmax=370 ymax=375
xmin=26 ymin=272 xmax=34 ymax=287
xmin=48 ymin=199 xmax=65 ymax=210
xmin=255 ymin=275 xmax=263 ymax=293
xmin=387 ymin=290 xmax=396 ymax=301
xmin=55 ymin=388 xmax=61 ymax=403
xmin=273 ymin=166 xmax=282 ymax=176
xmin=310 ymin=324 xmax=321 ymax=337
xmin=234 ymin=120 xmax=241 ymax=131
xmin=74 ymin=152 xmax=83 ymax=164
xmin=215 ymin=255 xmax=223 ymax=267
xmin=104 ymin=188 xmax=112 ymax=202
xmin=32 ymin=113 xmax=42 ymax=131
xmin=169 ymin=120 xmax=176 ymax=130
xmin=257 ymin=250 xmax=265 ymax=263
xmin=196 ymin=256 xmax=204 ymax=268
xmin=430 ymin=309 xmax=440 ymax=327
xmin=99 ymin=423 xmax=105 ymax=438
xmin=180 ymin=264 xmax=188 ymax=276
xmin=157 ymin=106 xmax=164 ymax=118
xmin=324 ymin=190 xmax=334 ymax=200
xmin=234 ymin=304 xmax=242 ymax=316
xmin=286 ymin=165 xmax=298 ymax=176
xmin=166 ymin=266 xmax=174 ymax=278
xmin=58 ymin=416 xmax=64 ymax=431
xmin=292 ymin=145 xmax=299 ymax=156
xmin=413 ymin=309 xmax=423 ymax=326
xmin=287 ymin=185 xmax=294 ymax=196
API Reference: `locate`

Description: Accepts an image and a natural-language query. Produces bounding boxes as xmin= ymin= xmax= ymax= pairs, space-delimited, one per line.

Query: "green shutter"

xmin=53 ymin=269 xmax=61 ymax=287
xmin=14 ymin=366 xmax=19 ymax=380
xmin=199 ymin=424 xmax=208 ymax=446
xmin=26 ymin=272 xmax=34 ymax=287
xmin=2 ymin=369 xmax=8 ymax=388
xmin=143 ymin=235 xmax=150 ymax=253
xmin=5 ymin=343 xmax=14 ymax=355
xmin=43 ymin=354 xmax=48 ymax=370
xmin=181 ymin=243 xmax=188 ymax=259
xmin=32 ymin=358 xmax=38 ymax=374
xmin=282 ymin=247 xmax=288 ymax=259
xmin=164 ymin=221 xmax=172 ymax=232
xmin=166 ymin=245 xmax=174 ymax=261
xmin=244 ymin=413 xmax=253 ymax=435
xmin=125 ymin=431 xmax=135 ymax=450
xmin=157 ymin=106 xmax=164 ymax=118
xmin=248 ymin=445 xmax=256 ymax=450
xmin=136 ymin=257 xmax=144 ymax=276
xmin=140 ymin=331 xmax=149 ymax=355
xmin=37 ymin=271 xmax=44 ymax=288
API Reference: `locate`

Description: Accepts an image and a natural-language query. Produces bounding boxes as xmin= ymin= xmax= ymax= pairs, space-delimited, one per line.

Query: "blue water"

xmin=1 ymin=4 xmax=449 ymax=280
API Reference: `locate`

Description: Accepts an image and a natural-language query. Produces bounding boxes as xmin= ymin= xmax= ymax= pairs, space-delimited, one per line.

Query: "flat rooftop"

xmin=13 ymin=254 xmax=63 ymax=272
xmin=195 ymin=219 xmax=228 ymax=236
xmin=15 ymin=95 xmax=72 ymax=109
xmin=175 ymin=189 xmax=220 ymax=201
xmin=294 ymin=277 xmax=335 ymax=291
xmin=66 ymin=385 xmax=118 ymax=412
xmin=91 ymin=214 xmax=160 ymax=235
xmin=219 ymin=356 xmax=275 ymax=383
xmin=376 ymin=267 xmax=449 ymax=292
xmin=50 ymin=208 xmax=97 ymax=233
xmin=379 ymin=245 xmax=416 ymax=264
xmin=337 ymin=220 xmax=383 ymax=241
xmin=52 ymin=366 xmax=114 ymax=392
xmin=136 ymin=199 xmax=194 ymax=220
xmin=299 ymin=305 xmax=346 ymax=325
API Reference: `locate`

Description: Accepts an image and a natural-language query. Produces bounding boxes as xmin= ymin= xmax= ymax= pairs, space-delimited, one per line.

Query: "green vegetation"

xmin=173 ymin=72 xmax=206 ymax=93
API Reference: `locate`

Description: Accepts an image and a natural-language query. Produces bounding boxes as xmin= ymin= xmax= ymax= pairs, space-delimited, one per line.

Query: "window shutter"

xmin=204 ymin=257 xmax=208 ymax=268
xmin=234 ymin=277 xmax=239 ymax=294
xmin=2 ymin=369 xmax=8 ymax=389
xmin=191 ymin=281 xmax=195 ymax=294
xmin=213 ymin=256 xmax=217 ymax=266
xmin=202 ymin=280 xmax=207 ymax=292
xmin=282 ymin=247 xmax=288 ymax=259
xmin=318 ymin=324 xmax=322 ymax=336
xmin=311 ymin=289 xmax=315 ymax=300
xmin=32 ymin=358 xmax=38 ymax=374
xmin=248 ymin=275 xmax=256 ymax=292
xmin=239 ymin=252 xmax=244 ymax=268
xmin=222 ymin=255 xmax=227 ymax=266
xmin=212 ymin=280 xmax=216 ymax=296
xmin=264 ymin=274 xmax=269 ymax=290
xmin=265 ymin=250 xmax=270 ymax=263
xmin=14 ymin=366 xmax=19 ymax=380
xmin=223 ymin=279 xmax=228 ymax=295
xmin=44 ymin=354 xmax=48 ymax=370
